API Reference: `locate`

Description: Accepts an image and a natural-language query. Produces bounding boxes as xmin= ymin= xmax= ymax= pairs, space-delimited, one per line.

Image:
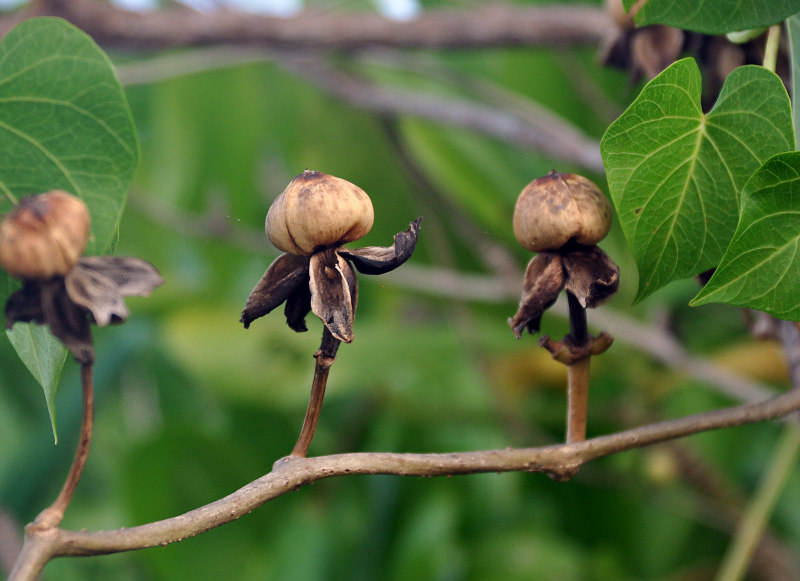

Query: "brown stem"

xmin=6 ymin=383 xmax=800 ymax=572
xmin=566 ymin=290 xmax=589 ymax=346
xmin=565 ymin=291 xmax=590 ymax=446
xmin=291 ymin=328 xmax=341 ymax=457
xmin=20 ymin=0 xmax=610 ymax=51
xmin=566 ymin=357 xmax=591 ymax=444
xmin=29 ymin=362 xmax=94 ymax=530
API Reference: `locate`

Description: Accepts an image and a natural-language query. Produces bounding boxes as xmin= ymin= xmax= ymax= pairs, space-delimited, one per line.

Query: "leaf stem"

xmin=30 ymin=362 xmax=94 ymax=529
xmin=291 ymin=328 xmax=341 ymax=457
xmin=763 ymin=24 xmax=781 ymax=73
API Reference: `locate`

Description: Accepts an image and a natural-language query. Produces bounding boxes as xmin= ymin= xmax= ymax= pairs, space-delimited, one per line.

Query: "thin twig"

xmin=113 ymin=47 xmax=604 ymax=170
xmin=16 ymin=0 xmax=611 ymax=51
xmin=29 ymin=363 xmax=94 ymax=530
xmin=565 ymin=291 xmax=591 ymax=445
xmin=9 ymin=363 xmax=95 ymax=581
xmin=8 ymin=382 xmax=800 ymax=572
xmin=0 ymin=510 xmax=22 ymax=577
xmin=291 ymin=328 xmax=341 ymax=457
xmin=566 ymin=358 xmax=591 ymax=445
xmin=282 ymin=56 xmax=604 ymax=172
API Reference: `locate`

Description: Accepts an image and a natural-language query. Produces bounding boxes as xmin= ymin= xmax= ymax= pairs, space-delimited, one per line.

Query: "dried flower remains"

xmin=241 ymin=169 xmax=421 ymax=456
xmin=509 ymin=170 xmax=619 ymax=339
xmin=241 ymin=170 xmax=421 ymax=342
xmin=1 ymin=191 xmax=163 ymax=364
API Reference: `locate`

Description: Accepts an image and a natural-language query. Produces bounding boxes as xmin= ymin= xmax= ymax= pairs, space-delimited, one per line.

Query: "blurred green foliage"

xmin=2 ymin=4 xmax=800 ymax=580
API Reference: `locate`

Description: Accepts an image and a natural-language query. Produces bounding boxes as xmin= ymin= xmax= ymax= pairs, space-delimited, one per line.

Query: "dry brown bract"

xmin=5 ymin=256 xmax=164 ymax=365
xmin=510 ymin=244 xmax=619 ymax=338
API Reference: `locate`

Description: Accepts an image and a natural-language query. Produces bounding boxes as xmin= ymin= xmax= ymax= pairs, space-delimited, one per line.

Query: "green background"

xmin=1 ymin=3 xmax=800 ymax=580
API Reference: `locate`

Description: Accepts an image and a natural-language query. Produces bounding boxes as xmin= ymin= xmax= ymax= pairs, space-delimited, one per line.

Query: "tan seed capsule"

xmin=266 ymin=170 xmax=374 ymax=255
xmin=513 ymin=170 xmax=612 ymax=252
xmin=0 ymin=190 xmax=90 ymax=279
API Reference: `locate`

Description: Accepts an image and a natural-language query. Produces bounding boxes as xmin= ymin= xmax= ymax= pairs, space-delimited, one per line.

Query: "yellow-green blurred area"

xmin=2 ymin=3 xmax=800 ymax=580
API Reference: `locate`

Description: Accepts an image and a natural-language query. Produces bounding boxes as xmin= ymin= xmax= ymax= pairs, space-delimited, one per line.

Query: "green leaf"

xmin=601 ymin=58 xmax=792 ymax=301
xmin=690 ymin=152 xmax=800 ymax=319
xmin=623 ymin=0 xmax=800 ymax=35
xmin=0 ymin=18 xmax=139 ymax=434
xmin=6 ymin=325 xmax=68 ymax=443
xmin=788 ymin=13 xmax=800 ymax=148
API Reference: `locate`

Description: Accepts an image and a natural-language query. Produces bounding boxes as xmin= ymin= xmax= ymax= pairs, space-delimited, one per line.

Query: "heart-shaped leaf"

xmin=691 ymin=152 xmax=800 ymax=319
xmin=601 ymin=58 xmax=792 ymax=301
xmin=623 ymin=0 xmax=800 ymax=35
xmin=0 ymin=17 xmax=139 ymax=436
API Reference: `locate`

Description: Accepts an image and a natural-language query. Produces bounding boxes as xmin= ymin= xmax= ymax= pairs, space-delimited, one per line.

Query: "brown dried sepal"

xmin=65 ymin=256 xmax=164 ymax=326
xmin=509 ymin=252 xmax=565 ymax=338
xmin=562 ymin=245 xmax=620 ymax=309
xmin=241 ymin=218 xmax=422 ymax=343
xmin=630 ymin=25 xmax=684 ymax=79
xmin=241 ymin=253 xmax=310 ymax=329
xmin=338 ymin=217 xmax=421 ymax=274
xmin=5 ymin=256 xmax=163 ymax=364
xmin=509 ymin=244 xmax=620 ymax=339
xmin=6 ymin=278 xmax=95 ymax=364
xmin=309 ymin=248 xmax=358 ymax=343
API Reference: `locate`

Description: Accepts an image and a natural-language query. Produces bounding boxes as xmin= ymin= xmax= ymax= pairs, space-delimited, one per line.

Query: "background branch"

xmin=112 ymin=49 xmax=604 ymax=170
xmin=18 ymin=0 xmax=611 ymax=51
xmin=281 ymin=56 xmax=605 ymax=171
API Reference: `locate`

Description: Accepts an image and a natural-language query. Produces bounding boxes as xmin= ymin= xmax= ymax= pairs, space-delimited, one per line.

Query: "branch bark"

xmin=19 ymin=0 xmax=611 ymax=51
xmin=10 ymin=382 xmax=800 ymax=579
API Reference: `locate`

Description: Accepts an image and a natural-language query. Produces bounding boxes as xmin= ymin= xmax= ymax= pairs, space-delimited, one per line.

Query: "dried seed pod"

xmin=0 ymin=190 xmax=90 ymax=279
xmin=266 ymin=170 xmax=374 ymax=256
xmin=513 ymin=170 xmax=612 ymax=252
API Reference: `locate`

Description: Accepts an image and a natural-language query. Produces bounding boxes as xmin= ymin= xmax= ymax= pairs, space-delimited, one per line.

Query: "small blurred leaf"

xmin=623 ymin=0 xmax=800 ymax=34
xmin=6 ymin=325 xmax=68 ymax=442
xmin=601 ymin=59 xmax=792 ymax=301
xmin=0 ymin=18 xmax=139 ymax=435
xmin=691 ymin=152 xmax=800 ymax=318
